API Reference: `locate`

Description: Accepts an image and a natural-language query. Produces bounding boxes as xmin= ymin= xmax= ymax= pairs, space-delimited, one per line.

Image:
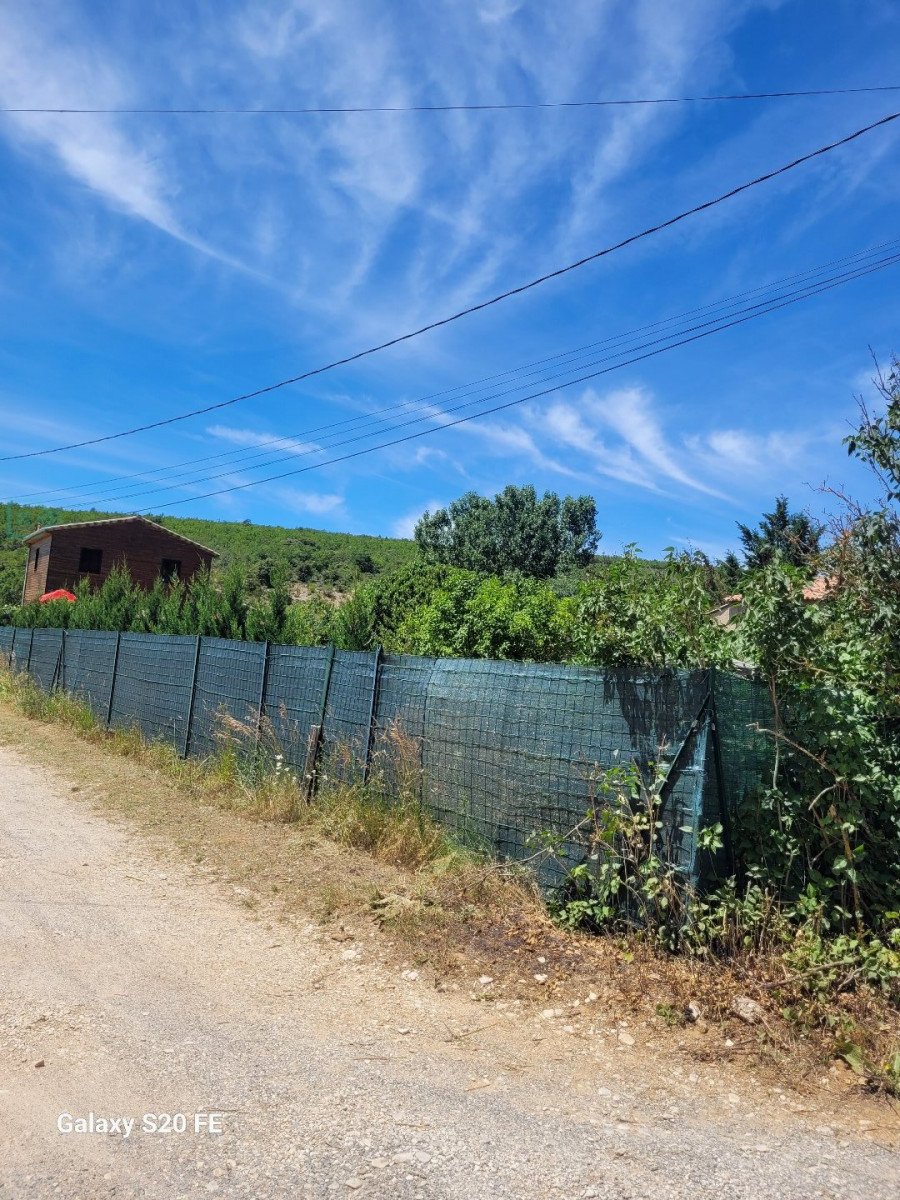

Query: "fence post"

xmin=708 ymin=667 xmax=735 ymax=876
xmin=105 ymin=632 xmax=121 ymax=728
xmin=182 ymin=635 xmax=203 ymax=759
xmin=50 ymin=632 xmax=63 ymax=693
xmin=657 ymin=688 xmax=711 ymax=817
xmin=254 ymin=641 xmax=271 ymax=757
xmin=301 ymin=643 xmax=336 ymax=803
xmin=25 ymin=628 xmax=34 ymax=676
xmin=363 ymin=646 xmax=382 ymax=783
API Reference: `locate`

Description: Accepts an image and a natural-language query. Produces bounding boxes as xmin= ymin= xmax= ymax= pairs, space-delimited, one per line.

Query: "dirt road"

xmin=1 ymin=741 xmax=898 ymax=1199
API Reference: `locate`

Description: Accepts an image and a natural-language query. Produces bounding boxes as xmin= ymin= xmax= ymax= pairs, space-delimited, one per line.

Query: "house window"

xmin=161 ymin=558 xmax=182 ymax=583
xmin=32 ymin=546 xmax=40 ymax=571
xmin=78 ymin=547 xmax=103 ymax=573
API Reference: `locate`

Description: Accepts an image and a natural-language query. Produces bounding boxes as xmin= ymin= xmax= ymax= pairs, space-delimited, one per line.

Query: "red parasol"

xmin=38 ymin=589 xmax=77 ymax=604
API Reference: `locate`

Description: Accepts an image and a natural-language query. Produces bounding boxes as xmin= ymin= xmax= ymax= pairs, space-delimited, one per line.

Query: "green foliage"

xmin=404 ymin=570 xmax=570 ymax=661
xmin=245 ymin=566 xmax=291 ymax=644
xmin=11 ymin=563 xmax=302 ymax=645
xmin=733 ymin=558 xmax=900 ymax=929
xmin=355 ymin=561 xmax=455 ymax=650
xmin=736 ymin=494 xmax=822 ymax=571
xmin=282 ymin=593 xmax=335 ymax=646
xmin=542 ymin=759 xmax=724 ymax=951
xmin=844 ymin=357 xmax=900 ymax=500
xmin=158 ymin=516 xmax=415 ymax=592
xmin=330 ymin=588 xmax=378 ymax=651
xmin=359 ymin=547 xmax=725 ymax=667
xmin=0 ymin=552 xmax=24 ymax=612
xmin=569 ymin=547 xmax=726 ymax=667
xmin=731 ymin=358 xmax=900 ymax=936
xmin=717 ymin=550 xmax=744 ymax=592
xmin=414 ymin=485 xmax=599 ymax=578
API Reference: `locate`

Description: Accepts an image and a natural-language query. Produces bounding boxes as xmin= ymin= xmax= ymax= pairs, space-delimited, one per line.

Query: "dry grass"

xmin=1 ymin=664 xmax=899 ymax=1124
xmin=0 ymin=666 xmax=525 ymax=924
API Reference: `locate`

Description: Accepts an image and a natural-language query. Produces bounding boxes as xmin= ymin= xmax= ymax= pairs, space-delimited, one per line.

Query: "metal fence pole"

xmin=302 ymin=643 xmax=336 ymax=803
xmin=105 ymin=632 xmax=122 ymax=728
xmin=182 ymin=635 xmax=203 ymax=759
xmin=362 ymin=646 xmax=382 ymax=783
xmin=50 ymin=633 xmax=63 ymax=693
xmin=708 ymin=667 xmax=736 ymax=877
xmin=255 ymin=641 xmax=271 ymax=757
xmin=657 ymin=688 xmax=711 ymax=816
xmin=25 ymin=628 xmax=34 ymax=676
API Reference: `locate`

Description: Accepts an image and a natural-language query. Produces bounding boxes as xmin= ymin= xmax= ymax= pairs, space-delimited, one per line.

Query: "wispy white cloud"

xmin=588 ymin=386 xmax=726 ymax=498
xmin=684 ymin=424 xmax=833 ymax=479
xmin=477 ymin=1 xmax=523 ymax=25
xmin=270 ymin=485 xmax=344 ymax=515
xmin=456 ymin=415 xmax=585 ymax=479
xmin=531 ymin=385 xmax=726 ymax=497
xmin=2 ymin=0 xmax=790 ymax=333
xmin=205 ymin=424 xmax=322 ymax=457
xmin=0 ymin=5 xmax=275 ymax=281
xmin=390 ymin=498 xmax=445 ymax=539
xmin=1 ymin=0 xmax=888 ymax=345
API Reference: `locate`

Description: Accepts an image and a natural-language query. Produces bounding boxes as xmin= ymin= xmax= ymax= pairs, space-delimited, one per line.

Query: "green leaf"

xmin=835 ymin=1041 xmax=868 ymax=1077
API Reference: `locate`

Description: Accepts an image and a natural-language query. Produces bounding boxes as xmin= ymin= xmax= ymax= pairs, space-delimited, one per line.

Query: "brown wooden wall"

xmin=21 ymin=535 xmax=52 ymax=604
xmin=22 ymin=523 xmax=214 ymax=604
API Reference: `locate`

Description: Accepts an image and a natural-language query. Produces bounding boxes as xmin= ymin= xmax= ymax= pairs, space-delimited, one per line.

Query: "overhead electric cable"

xmin=5 ymin=84 xmax=900 ymax=115
xmin=125 ymin=248 xmax=900 ymax=513
xmin=63 ymin=247 xmax=900 ymax=509
xmin=4 ymin=109 xmax=898 ymax=465
xmin=12 ymin=236 xmax=899 ymax=506
xmin=16 ymin=242 xmax=900 ymax=509
xmin=36 ymin=247 xmax=898 ymax=513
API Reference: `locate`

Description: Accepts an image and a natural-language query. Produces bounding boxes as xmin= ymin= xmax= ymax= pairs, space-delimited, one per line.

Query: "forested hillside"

xmin=0 ymin=503 xmax=418 ymax=606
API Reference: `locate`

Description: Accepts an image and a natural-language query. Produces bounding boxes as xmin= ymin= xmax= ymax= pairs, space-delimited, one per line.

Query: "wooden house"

xmin=21 ymin=516 xmax=217 ymax=605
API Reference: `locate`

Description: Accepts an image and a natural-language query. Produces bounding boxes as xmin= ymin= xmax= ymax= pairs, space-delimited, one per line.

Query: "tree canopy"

xmin=413 ymin=485 xmax=600 ymax=578
xmin=736 ymin=495 xmax=822 ymax=571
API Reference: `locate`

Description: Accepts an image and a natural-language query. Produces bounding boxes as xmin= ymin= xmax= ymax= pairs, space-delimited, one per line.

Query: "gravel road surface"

xmin=1 ymin=743 xmax=898 ymax=1199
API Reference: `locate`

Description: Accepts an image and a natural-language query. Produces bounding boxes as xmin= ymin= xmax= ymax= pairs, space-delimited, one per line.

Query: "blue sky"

xmin=0 ymin=0 xmax=898 ymax=560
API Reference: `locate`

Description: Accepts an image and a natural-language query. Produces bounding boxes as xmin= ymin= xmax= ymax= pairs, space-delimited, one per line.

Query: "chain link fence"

xmin=0 ymin=626 xmax=773 ymax=888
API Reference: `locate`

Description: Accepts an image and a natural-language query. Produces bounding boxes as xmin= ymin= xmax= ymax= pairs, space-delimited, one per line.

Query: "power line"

xmin=133 ymin=248 xmax=900 ymax=513
xmin=13 ymin=237 xmax=897 ymax=507
xmin=33 ymin=247 xmax=897 ymax=514
xmin=5 ymin=84 xmax=900 ymax=115
xmin=54 ymin=247 xmax=900 ymax=510
xmin=13 ymin=241 xmax=900 ymax=510
xmin=13 ymin=241 xmax=895 ymax=506
xmin=4 ymin=109 xmax=898 ymax=465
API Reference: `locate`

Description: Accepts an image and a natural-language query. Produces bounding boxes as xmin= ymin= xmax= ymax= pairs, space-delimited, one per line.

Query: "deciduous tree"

xmin=414 ymin=485 xmax=599 ymax=578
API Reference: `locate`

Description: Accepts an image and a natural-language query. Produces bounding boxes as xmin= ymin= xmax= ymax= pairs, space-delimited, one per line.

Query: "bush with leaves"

xmin=569 ymin=547 xmax=726 ymax=668
xmin=11 ymin=563 xmax=296 ymax=645
xmin=362 ymin=548 xmax=725 ymax=666
xmin=402 ymin=570 xmax=570 ymax=661
xmin=355 ymin=561 xmax=454 ymax=650
xmin=282 ymin=592 xmax=336 ymax=646
xmin=732 ymin=358 xmax=900 ymax=936
xmin=539 ymin=758 xmax=725 ymax=952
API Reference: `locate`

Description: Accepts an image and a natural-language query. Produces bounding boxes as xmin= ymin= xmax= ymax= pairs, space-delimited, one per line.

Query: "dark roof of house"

xmin=22 ymin=515 xmax=218 ymax=556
